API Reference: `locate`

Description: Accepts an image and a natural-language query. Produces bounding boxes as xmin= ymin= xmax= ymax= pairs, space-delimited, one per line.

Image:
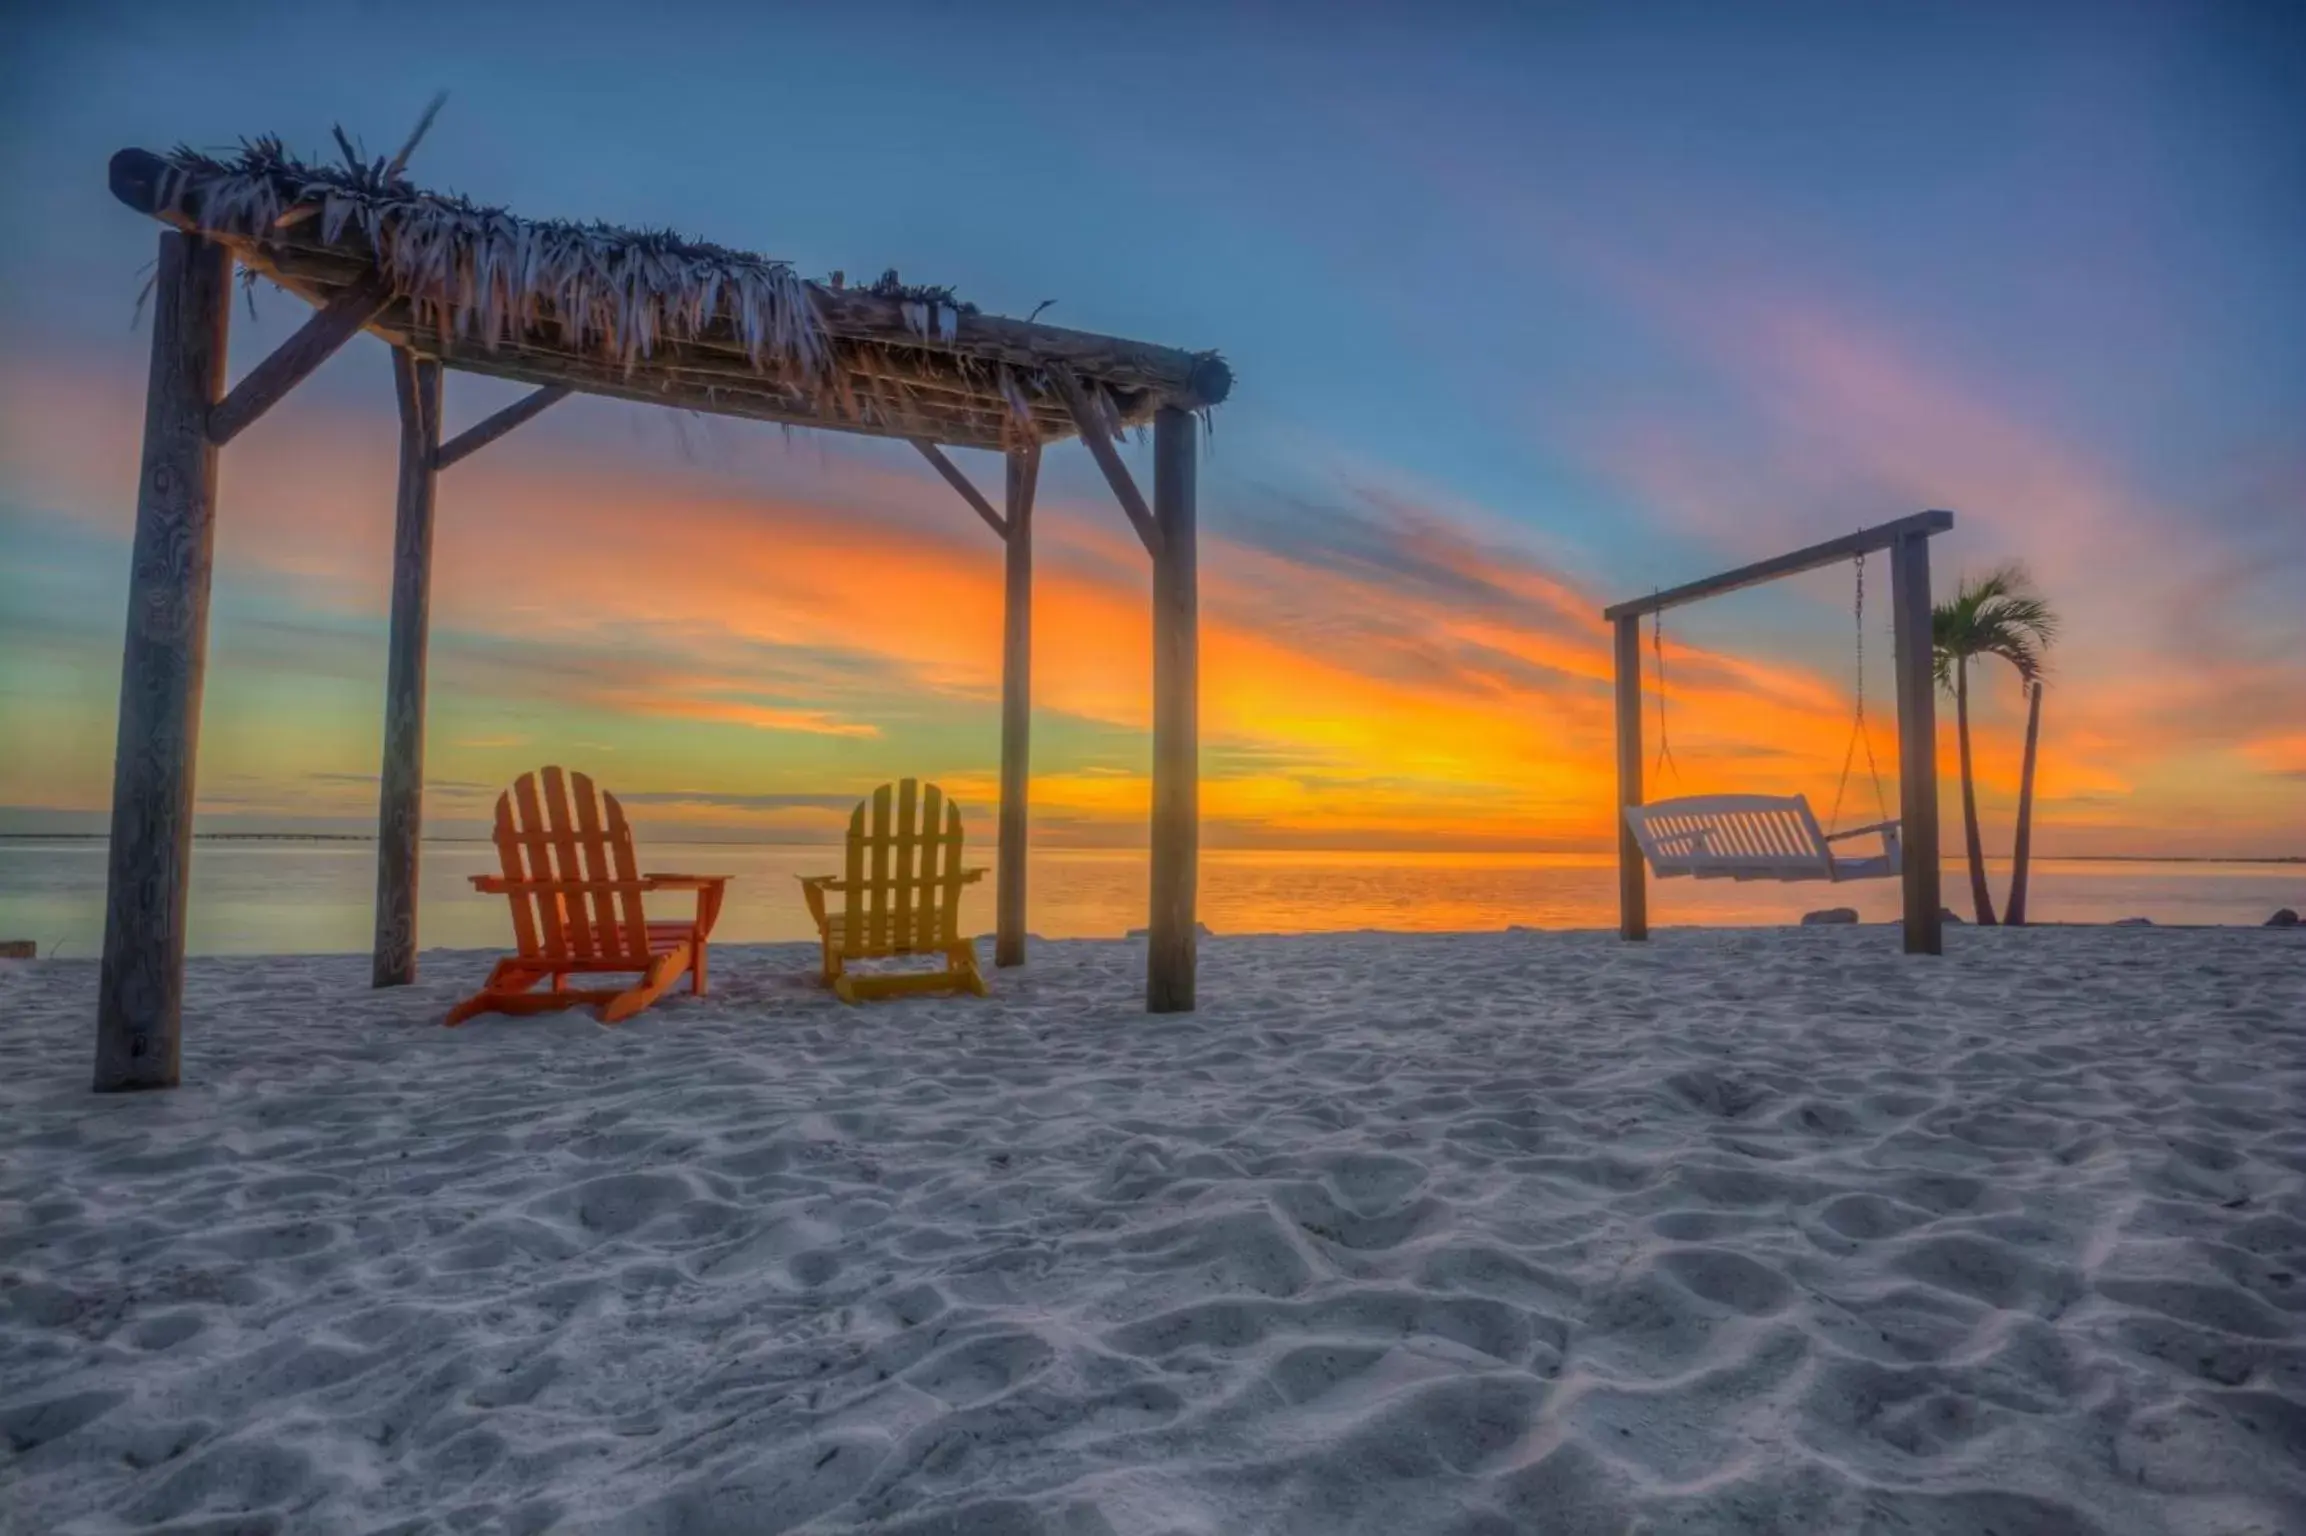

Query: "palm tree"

xmin=1933 ymin=565 xmax=2056 ymax=926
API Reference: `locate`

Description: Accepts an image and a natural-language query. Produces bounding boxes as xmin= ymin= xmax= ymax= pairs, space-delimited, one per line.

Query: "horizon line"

xmin=0 ymin=832 xmax=2298 ymax=865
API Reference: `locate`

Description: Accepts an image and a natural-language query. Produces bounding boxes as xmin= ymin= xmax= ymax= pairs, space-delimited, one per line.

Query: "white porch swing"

xmin=1623 ymin=553 xmax=1901 ymax=883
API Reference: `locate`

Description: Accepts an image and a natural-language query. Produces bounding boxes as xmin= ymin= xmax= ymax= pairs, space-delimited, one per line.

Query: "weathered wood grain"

xmin=1602 ymin=510 xmax=1955 ymax=622
xmin=1613 ymin=615 xmax=1648 ymax=941
xmin=1146 ymin=408 xmax=1199 ymax=1013
xmin=371 ymin=349 xmax=441 ymax=987
xmin=996 ymin=442 xmax=1039 ymax=969
xmin=1890 ymin=530 xmax=1944 ymax=956
xmin=95 ymin=231 xmax=231 ymax=1093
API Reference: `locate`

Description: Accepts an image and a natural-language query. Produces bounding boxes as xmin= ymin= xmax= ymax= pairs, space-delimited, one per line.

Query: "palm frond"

xmin=1931 ymin=562 xmax=2059 ymax=693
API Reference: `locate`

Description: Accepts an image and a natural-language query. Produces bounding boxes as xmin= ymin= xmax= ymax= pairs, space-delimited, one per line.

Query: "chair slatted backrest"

xmin=492 ymin=767 xmax=653 ymax=964
xmin=838 ymin=779 xmax=970 ymax=958
xmin=1627 ymin=794 xmax=1832 ymax=878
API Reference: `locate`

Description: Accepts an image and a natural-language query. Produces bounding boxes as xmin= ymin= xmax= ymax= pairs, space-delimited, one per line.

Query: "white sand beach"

xmin=3 ymin=926 xmax=2302 ymax=1535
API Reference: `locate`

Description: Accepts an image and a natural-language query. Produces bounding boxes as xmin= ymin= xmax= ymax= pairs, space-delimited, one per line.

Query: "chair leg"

xmin=692 ymin=939 xmax=709 ymax=996
xmin=445 ymin=962 xmax=540 ymax=1027
xmin=953 ymin=946 xmax=989 ymax=996
xmin=602 ymin=945 xmax=691 ymax=1025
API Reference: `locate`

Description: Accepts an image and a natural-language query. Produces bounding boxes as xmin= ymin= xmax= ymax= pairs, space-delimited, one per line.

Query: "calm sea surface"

xmin=0 ymin=841 xmax=2296 ymax=957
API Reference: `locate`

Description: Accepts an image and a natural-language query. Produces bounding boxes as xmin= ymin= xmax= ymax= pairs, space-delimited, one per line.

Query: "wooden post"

xmin=995 ymin=442 xmax=1039 ymax=968
xmin=1147 ymin=407 xmax=1198 ymax=1012
xmin=1889 ymin=530 xmax=1943 ymax=955
xmin=94 ymin=231 xmax=231 ymax=1092
xmin=1613 ymin=615 xmax=1648 ymax=941
xmin=372 ymin=349 xmax=442 ymax=987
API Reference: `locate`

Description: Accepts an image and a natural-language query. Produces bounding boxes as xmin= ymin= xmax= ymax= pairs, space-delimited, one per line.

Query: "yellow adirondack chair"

xmin=447 ymin=767 xmax=730 ymax=1027
xmin=800 ymin=779 xmax=988 ymax=1003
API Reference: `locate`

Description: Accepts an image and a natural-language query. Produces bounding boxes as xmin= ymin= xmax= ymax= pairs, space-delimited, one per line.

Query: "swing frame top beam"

xmin=1602 ymin=510 xmax=1952 ymax=622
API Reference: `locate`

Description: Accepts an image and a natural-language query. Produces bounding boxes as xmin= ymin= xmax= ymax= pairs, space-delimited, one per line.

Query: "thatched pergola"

xmin=94 ymin=137 xmax=1228 ymax=1091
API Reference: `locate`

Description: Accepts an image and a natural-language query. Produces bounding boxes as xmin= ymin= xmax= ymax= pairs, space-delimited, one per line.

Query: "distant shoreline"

xmin=1 ymin=834 xmax=2298 ymax=864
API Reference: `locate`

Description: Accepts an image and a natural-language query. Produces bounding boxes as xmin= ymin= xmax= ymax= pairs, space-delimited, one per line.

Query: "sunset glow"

xmin=2 ymin=4 xmax=2299 ymax=861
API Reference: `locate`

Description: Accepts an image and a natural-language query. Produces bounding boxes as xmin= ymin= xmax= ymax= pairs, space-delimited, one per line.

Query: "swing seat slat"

xmin=1625 ymin=794 xmax=1901 ymax=883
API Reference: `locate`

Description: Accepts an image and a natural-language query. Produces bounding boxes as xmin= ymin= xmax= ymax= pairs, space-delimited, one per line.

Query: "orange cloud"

xmin=6 ymin=337 xmax=2296 ymax=858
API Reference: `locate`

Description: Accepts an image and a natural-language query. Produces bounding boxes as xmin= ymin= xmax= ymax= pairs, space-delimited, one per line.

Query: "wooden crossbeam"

xmin=909 ymin=439 xmax=1007 ymax=539
xmin=206 ymin=273 xmax=392 ymax=445
xmin=436 ymin=384 xmax=571 ymax=470
xmin=1050 ymin=368 xmax=1162 ymax=558
xmin=1602 ymin=510 xmax=1954 ymax=621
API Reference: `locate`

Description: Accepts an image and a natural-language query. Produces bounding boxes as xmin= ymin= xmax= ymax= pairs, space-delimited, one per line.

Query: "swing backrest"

xmin=1625 ymin=793 xmax=1834 ymax=880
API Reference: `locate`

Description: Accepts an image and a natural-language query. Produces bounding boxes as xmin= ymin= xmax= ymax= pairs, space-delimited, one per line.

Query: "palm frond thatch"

xmin=148 ymin=136 xmax=977 ymax=384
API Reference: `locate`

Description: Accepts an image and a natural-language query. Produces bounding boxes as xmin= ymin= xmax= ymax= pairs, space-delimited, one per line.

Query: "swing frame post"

xmin=1601 ymin=509 xmax=1954 ymax=949
xmin=1613 ymin=615 xmax=1647 ymax=941
xmin=1888 ymin=529 xmax=1943 ymax=956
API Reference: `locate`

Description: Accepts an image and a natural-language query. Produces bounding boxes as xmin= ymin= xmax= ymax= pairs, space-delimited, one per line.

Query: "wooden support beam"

xmin=1051 ymin=368 xmax=1163 ymax=558
xmin=1603 ymin=510 xmax=1955 ymax=622
xmin=95 ymin=231 xmax=232 ymax=1092
xmin=205 ymin=273 xmax=391 ymax=445
xmin=372 ymin=349 xmax=442 ymax=987
xmin=110 ymin=144 xmax=1235 ymax=415
xmin=435 ymin=383 xmax=570 ymax=470
xmin=436 ymin=343 xmax=1046 ymax=452
xmin=1889 ymin=530 xmax=1944 ymax=956
xmin=910 ymin=439 xmax=1007 ymax=539
xmin=1613 ymin=615 xmax=1648 ymax=942
xmin=1146 ymin=407 xmax=1198 ymax=1013
xmin=995 ymin=442 xmax=1039 ymax=969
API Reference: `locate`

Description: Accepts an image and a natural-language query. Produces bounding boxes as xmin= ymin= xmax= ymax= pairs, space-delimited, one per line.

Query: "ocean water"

xmin=0 ymin=840 xmax=2296 ymax=957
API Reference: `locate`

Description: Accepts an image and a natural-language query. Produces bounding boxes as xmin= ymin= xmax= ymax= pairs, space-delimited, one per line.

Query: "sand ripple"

xmin=2 ymin=925 xmax=2302 ymax=1533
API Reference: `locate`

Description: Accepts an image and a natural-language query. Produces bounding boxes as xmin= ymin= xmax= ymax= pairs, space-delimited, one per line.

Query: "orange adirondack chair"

xmin=800 ymin=779 xmax=988 ymax=1003
xmin=447 ymin=767 xmax=730 ymax=1027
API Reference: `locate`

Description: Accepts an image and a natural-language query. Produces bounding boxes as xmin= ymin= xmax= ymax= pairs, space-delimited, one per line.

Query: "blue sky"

xmin=3 ymin=0 xmax=2300 ymax=853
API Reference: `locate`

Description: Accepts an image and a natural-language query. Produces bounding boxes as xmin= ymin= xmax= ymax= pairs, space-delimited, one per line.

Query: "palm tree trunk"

xmin=2005 ymin=680 xmax=2042 ymax=926
xmin=1955 ymin=654 xmax=1998 ymax=925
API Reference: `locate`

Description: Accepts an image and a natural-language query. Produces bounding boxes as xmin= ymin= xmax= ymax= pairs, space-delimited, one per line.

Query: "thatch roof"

xmin=109 ymin=140 xmax=1230 ymax=451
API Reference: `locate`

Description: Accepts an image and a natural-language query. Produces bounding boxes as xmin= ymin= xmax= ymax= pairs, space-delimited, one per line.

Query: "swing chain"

xmin=1827 ymin=553 xmax=1892 ymax=832
xmin=1651 ymin=598 xmax=1682 ymax=787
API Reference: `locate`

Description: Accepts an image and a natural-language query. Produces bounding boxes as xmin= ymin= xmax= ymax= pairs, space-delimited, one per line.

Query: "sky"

xmin=2 ymin=0 xmax=2300 ymax=857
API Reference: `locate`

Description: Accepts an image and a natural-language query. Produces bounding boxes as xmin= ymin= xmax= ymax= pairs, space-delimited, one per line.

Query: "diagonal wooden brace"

xmin=1049 ymin=368 xmax=1162 ymax=558
xmin=207 ymin=272 xmax=393 ymax=445
xmin=909 ymin=439 xmax=1007 ymax=539
xmin=436 ymin=384 xmax=572 ymax=469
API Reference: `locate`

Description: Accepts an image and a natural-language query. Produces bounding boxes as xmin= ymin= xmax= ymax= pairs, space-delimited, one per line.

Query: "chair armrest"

xmin=798 ymin=875 xmax=834 ymax=931
xmin=471 ymin=875 xmax=513 ymax=892
xmin=1823 ymin=821 xmax=1900 ymax=843
xmin=640 ymin=874 xmax=729 ymax=939
xmin=961 ymin=867 xmax=990 ymax=884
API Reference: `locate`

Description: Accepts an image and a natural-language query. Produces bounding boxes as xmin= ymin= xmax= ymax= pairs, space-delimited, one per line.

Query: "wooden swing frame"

xmin=1602 ymin=510 xmax=1954 ymax=955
